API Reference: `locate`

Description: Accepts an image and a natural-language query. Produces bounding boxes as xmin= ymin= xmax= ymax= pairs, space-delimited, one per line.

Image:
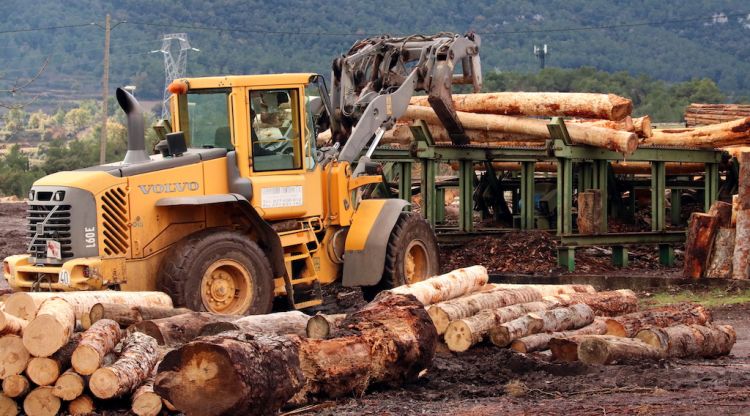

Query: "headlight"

xmin=28 ymin=190 xmax=35 ymax=200
xmin=53 ymin=191 xmax=66 ymax=201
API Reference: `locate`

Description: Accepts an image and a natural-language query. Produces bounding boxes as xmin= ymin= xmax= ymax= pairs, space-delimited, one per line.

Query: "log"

xmin=89 ymin=332 xmax=159 ymax=399
xmin=68 ymin=394 xmax=95 ymax=416
xmin=380 ymin=122 xmax=542 ymax=146
xmin=577 ymin=190 xmax=602 ymax=235
xmin=306 ymin=313 xmax=346 ymax=339
xmin=632 ymin=115 xmax=653 ymax=138
xmin=402 ymin=106 xmax=639 ymax=154
xmin=0 ymin=393 xmax=18 ymax=416
xmin=71 ymin=319 xmax=122 ymax=375
xmin=605 ymin=303 xmax=711 ymax=337
xmin=0 ymin=311 xmax=27 ymax=336
xmin=2 ymin=374 xmax=30 ymax=398
xmin=643 ymin=117 xmax=750 ymax=148
xmin=487 ymin=283 xmax=596 ymax=295
xmin=131 ymin=312 xmax=241 ymax=346
xmin=568 ymin=116 xmax=634 ymax=133
xmin=25 ymin=332 xmax=81 ymax=386
xmin=458 ymin=160 xmax=708 ymax=175
xmin=23 ymin=386 xmax=61 ymax=416
xmin=22 ymin=297 xmax=75 ymax=357
xmin=200 ymin=311 xmax=310 ymax=337
xmin=388 ymin=265 xmax=488 ymax=306
xmin=706 ymin=228 xmax=735 ymax=278
xmin=410 ymin=92 xmax=633 ymax=120
xmin=550 ymin=335 xmax=609 ymax=361
xmin=52 ymin=369 xmax=85 ymax=401
xmin=708 ymin=201 xmax=733 ymax=227
xmin=511 ymin=318 xmax=607 ymax=353
xmin=4 ymin=291 xmax=173 ymax=321
xmin=0 ymin=335 xmax=30 ymax=379
xmin=734 ymin=152 xmax=750 ymax=279
xmin=732 ymin=194 xmax=739 ymax=226
xmin=683 ymin=213 xmax=719 ymax=279
xmin=444 ymin=300 xmax=560 ymax=352
xmin=89 ymin=303 xmax=192 ymax=328
xmin=636 ymin=324 xmax=736 ymax=358
xmin=156 ymin=293 xmax=436 ymax=415
xmin=490 ymin=304 xmax=595 ymax=347
xmin=132 ymin=378 xmax=163 ymax=416
xmin=550 ymin=289 xmax=638 ymax=317
xmin=578 ymin=335 xmax=665 ymax=364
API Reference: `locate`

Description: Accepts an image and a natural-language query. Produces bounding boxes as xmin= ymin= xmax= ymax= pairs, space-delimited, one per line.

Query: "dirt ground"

xmin=0 ymin=202 xmax=26 ymax=293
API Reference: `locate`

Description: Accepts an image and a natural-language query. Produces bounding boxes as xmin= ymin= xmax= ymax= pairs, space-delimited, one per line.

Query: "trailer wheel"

xmin=157 ymin=230 xmax=274 ymax=315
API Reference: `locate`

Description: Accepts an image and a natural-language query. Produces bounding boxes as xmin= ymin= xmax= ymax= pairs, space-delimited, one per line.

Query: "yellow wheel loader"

xmin=3 ymin=33 xmax=481 ymax=314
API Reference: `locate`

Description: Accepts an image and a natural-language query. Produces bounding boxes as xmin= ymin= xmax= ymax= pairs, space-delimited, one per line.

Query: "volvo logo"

xmin=138 ymin=182 xmax=200 ymax=194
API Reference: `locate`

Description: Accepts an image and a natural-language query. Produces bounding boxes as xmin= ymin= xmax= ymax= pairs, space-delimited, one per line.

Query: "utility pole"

xmin=533 ymin=44 xmax=548 ymax=70
xmin=100 ymin=14 xmax=111 ymax=165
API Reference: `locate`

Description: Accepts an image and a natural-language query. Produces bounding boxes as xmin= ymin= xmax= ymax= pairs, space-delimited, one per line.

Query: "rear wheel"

xmin=157 ymin=230 xmax=274 ymax=315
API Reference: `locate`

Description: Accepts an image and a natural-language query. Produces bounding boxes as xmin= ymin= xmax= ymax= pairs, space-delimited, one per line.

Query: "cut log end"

xmin=0 ymin=335 xmax=30 ymax=378
xmin=509 ymin=340 xmax=528 ymax=353
xmin=427 ymin=307 xmax=451 ymax=335
xmin=53 ymin=371 xmax=85 ymax=401
xmin=72 ymin=344 xmax=103 ymax=375
xmin=0 ymin=394 xmax=18 ymax=416
xmin=23 ymin=387 xmax=61 ymax=416
xmin=443 ymin=320 xmax=473 ymax=352
xmin=23 ymin=314 xmax=72 ymax=358
xmin=132 ymin=390 xmax=163 ymax=416
xmin=68 ymin=394 xmax=95 ymax=416
xmin=605 ymin=319 xmax=627 ymax=337
xmin=26 ymin=357 xmax=60 ymax=386
xmin=549 ymin=338 xmax=581 ymax=362
xmin=89 ymin=368 xmax=120 ymax=399
xmin=2 ymin=374 xmax=30 ymax=398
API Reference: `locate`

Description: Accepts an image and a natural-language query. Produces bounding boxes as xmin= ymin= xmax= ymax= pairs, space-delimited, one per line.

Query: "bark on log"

xmin=488 ymin=314 xmax=544 ymax=347
xmin=632 ymin=116 xmax=653 ymax=138
xmin=578 ymin=335 xmax=665 ymax=364
xmin=306 ymin=313 xmax=346 ymax=339
xmin=0 ymin=312 xmax=27 ymax=336
xmin=444 ymin=300 xmax=560 ymax=352
xmin=490 ymin=304 xmax=595 ymax=347
xmin=155 ymin=293 xmax=436 ymax=416
xmin=22 ymin=298 xmax=75 ymax=357
xmin=511 ymin=318 xmax=607 ymax=353
xmin=132 ymin=378 xmax=163 ymax=416
xmin=23 ymin=386 xmax=61 ymax=416
xmin=387 ymin=265 xmax=489 ymax=306
xmin=733 ymin=152 xmax=750 ymax=279
xmin=683 ymin=213 xmax=719 ymax=279
xmin=89 ymin=332 xmax=159 ymax=399
xmin=26 ymin=332 xmax=81 ymax=386
xmin=67 ymin=394 xmax=95 ymax=416
xmin=568 ymin=116 xmax=634 ymax=133
xmin=402 ymin=106 xmax=638 ymax=154
xmin=706 ymin=228 xmax=735 ymax=278
xmin=577 ymin=190 xmax=602 ymax=235
xmin=410 ymin=92 xmax=633 ymax=120
xmin=605 ymin=303 xmax=711 ymax=337
xmin=643 ymin=117 xmax=750 ymax=148
xmin=89 ymin=303 xmax=192 ymax=328
xmin=636 ymin=324 xmax=736 ymax=358
xmin=2 ymin=374 xmax=30 ymax=398
xmin=0 ymin=335 xmax=29 ymax=379
xmin=131 ymin=312 xmax=241 ymax=346
xmin=71 ymin=319 xmax=122 ymax=375
xmin=380 ymin=122 xmax=542 ymax=146
xmin=200 ymin=311 xmax=310 ymax=337
xmin=52 ymin=369 xmax=85 ymax=401
xmin=708 ymin=201 xmax=733 ymax=227
xmin=3 ymin=291 xmax=173 ymax=321
xmin=550 ymin=289 xmax=638 ymax=317
xmin=487 ymin=283 xmax=596 ymax=294
xmin=732 ymin=194 xmax=739 ymax=226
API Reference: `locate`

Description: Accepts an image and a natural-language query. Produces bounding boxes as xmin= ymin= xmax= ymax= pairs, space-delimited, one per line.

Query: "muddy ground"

xmin=0 ymin=202 xmax=25 ymax=293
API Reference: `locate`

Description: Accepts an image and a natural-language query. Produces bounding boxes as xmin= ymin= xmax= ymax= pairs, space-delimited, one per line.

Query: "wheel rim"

xmin=404 ymin=240 xmax=430 ymax=284
xmin=200 ymin=259 xmax=253 ymax=314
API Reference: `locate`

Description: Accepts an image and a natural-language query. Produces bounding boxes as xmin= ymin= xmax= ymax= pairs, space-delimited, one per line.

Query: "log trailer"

xmin=3 ymin=33 xmax=482 ymax=314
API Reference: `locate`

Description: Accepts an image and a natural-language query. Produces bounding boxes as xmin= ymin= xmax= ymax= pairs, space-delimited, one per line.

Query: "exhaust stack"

xmin=116 ymin=87 xmax=149 ymax=164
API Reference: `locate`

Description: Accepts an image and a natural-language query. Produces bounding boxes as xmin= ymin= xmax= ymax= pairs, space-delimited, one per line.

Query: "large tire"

xmin=157 ymin=229 xmax=274 ymax=315
xmin=363 ymin=212 xmax=439 ymax=300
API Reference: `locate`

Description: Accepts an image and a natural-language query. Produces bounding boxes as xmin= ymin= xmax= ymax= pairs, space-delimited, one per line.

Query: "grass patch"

xmin=639 ymin=288 xmax=750 ymax=309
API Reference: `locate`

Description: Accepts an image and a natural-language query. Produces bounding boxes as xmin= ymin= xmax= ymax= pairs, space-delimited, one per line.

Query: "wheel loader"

xmin=3 ymin=33 xmax=482 ymax=314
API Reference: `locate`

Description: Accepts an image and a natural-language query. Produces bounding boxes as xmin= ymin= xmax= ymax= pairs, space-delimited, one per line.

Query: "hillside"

xmin=1 ymin=0 xmax=749 ymax=107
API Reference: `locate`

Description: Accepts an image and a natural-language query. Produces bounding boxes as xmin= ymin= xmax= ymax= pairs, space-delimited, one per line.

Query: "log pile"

xmin=685 ymin=104 xmax=750 ymax=127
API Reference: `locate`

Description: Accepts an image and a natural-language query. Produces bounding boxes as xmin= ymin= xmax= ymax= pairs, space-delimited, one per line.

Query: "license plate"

xmin=46 ymin=240 xmax=62 ymax=260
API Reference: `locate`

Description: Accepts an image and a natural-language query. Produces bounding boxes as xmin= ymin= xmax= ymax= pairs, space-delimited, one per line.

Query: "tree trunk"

xmin=26 ymin=332 xmax=81 ymax=386
xmin=0 ymin=335 xmax=29 ymax=379
xmin=131 ymin=312 xmax=241 ymax=346
xmin=706 ymin=228 xmax=735 ymax=278
xmin=3 ymin=291 xmax=173 ymax=321
xmin=577 ymin=190 xmax=602 ymax=235
xmin=733 ymin=151 xmax=750 ymax=279
xmin=0 ymin=312 xmax=27 ymax=336
xmin=683 ymin=213 xmax=719 ymax=279
xmin=636 ymin=324 xmax=736 ymax=358
xmin=67 ymin=394 xmax=95 ymax=416
xmin=388 ymin=265 xmax=489 ymax=306
xmin=132 ymin=378 xmax=163 ymax=416
xmin=22 ymin=298 xmax=76 ymax=358
xmin=52 ymin=369 xmax=85 ymax=401
xmin=23 ymin=386 xmax=61 ymax=416
xmin=409 ymin=92 xmax=633 ymax=120
xmin=89 ymin=332 xmax=159 ymax=399
xmin=200 ymin=311 xmax=310 ymax=337
xmin=511 ymin=318 xmax=607 ymax=353
xmin=2 ymin=374 xmax=30 ymax=398
xmin=490 ymin=304 xmax=595 ymax=347
xmin=605 ymin=303 xmax=711 ymax=337
xmin=578 ymin=335 xmax=665 ymax=364
xmin=644 ymin=117 xmax=750 ymax=148
xmin=551 ymin=289 xmax=638 ymax=317
xmin=488 ymin=314 xmax=544 ymax=347
xmin=632 ymin=116 xmax=652 ymax=138
xmin=708 ymin=201 xmax=733 ymax=227
xmin=402 ymin=106 xmax=638 ymax=154
xmin=71 ymin=319 xmax=123 ymax=375
xmin=155 ymin=293 xmax=437 ymax=416
xmin=488 ymin=283 xmax=596 ymax=295
xmin=0 ymin=393 xmax=18 ymax=416
xmin=88 ymin=303 xmax=192 ymax=328
xmin=306 ymin=313 xmax=346 ymax=339
xmin=444 ymin=300 xmax=560 ymax=352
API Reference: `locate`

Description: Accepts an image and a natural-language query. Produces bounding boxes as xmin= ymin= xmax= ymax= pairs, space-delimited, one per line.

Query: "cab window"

xmin=185 ymin=88 xmax=233 ymax=149
xmin=250 ymin=89 xmax=302 ymax=172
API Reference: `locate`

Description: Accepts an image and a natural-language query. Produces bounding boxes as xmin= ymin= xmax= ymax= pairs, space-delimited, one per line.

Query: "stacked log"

xmin=635 ymin=324 xmax=736 ymax=358
xmin=605 ymin=303 xmax=711 ymax=337
xmin=685 ymin=104 xmax=750 ymax=127
xmin=643 ymin=117 xmax=750 ymax=148
xmin=733 ymin=152 xmax=750 ymax=279
xmin=511 ymin=318 xmax=607 ymax=353
xmin=4 ymin=291 xmax=173 ymax=321
xmin=489 ymin=304 xmax=595 ymax=347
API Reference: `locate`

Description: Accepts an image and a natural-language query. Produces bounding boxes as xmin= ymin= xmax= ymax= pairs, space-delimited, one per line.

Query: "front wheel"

xmin=157 ymin=230 xmax=274 ymax=315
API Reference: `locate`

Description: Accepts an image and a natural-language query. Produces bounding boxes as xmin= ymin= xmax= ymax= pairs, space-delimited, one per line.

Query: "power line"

xmin=0 ymin=22 xmax=94 ymax=35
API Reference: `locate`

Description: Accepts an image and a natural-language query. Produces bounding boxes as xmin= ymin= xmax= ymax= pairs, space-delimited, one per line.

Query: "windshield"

xmin=185 ymin=88 xmax=232 ymax=149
